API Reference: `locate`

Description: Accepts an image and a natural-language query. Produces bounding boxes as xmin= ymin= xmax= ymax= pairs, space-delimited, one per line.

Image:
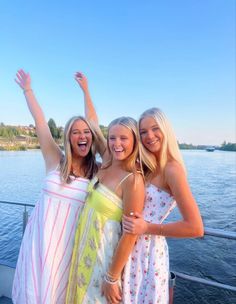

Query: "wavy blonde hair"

xmin=60 ymin=116 xmax=99 ymax=183
xmin=139 ymin=108 xmax=186 ymax=178
xmin=104 ymin=116 xmax=155 ymax=177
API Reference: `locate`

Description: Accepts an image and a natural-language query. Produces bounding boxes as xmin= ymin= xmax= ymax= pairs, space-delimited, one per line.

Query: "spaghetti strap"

xmin=115 ymin=172 xmax=133 ymax=192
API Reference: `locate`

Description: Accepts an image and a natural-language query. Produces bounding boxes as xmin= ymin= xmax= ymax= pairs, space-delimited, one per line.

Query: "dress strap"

xmin=115 ymin=172 xmax=133 ymax=192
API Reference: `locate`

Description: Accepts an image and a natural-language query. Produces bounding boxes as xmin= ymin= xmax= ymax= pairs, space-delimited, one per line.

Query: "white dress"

xmin=12 ymin=169 xmax=89 ymax=304
xmin=122 ymin=184 xmax=176 ymax=304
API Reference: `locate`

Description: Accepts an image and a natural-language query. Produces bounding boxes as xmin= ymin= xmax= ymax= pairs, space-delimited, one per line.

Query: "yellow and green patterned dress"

xmin=66 ymin=176 xmax=123 ymax=304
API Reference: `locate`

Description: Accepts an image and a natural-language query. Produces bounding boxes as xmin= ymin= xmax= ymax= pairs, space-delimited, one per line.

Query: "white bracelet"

xmin=104 ymin=274 xmax=118 ymax=285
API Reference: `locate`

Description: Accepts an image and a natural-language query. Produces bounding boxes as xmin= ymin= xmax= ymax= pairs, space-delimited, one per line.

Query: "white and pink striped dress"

xmin=12 ymin=169 xmax=89 ymax=304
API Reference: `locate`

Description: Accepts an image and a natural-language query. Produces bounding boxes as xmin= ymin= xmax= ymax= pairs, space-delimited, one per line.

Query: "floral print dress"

xmin=122 ymin=183 xmax=176 ymax=304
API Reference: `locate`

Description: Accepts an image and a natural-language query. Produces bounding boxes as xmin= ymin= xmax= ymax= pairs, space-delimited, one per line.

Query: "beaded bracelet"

xmin=104 ymin=273 xmax=119 ymax=285
xmin=106 ymin=270 xmax=119 ymax=279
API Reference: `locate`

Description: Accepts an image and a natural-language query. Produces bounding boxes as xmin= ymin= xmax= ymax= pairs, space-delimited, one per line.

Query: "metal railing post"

xmin=22 ymin=205 xmax=28 ymax=235
xmin=169 ymin=271 xmax=176 ymax=304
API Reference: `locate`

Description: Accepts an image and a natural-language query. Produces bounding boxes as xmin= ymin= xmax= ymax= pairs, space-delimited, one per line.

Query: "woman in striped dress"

xmin=12 ymin=70 xmax=105 ymax=304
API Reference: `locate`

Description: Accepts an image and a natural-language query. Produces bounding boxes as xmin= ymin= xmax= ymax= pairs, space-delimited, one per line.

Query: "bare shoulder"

xmin=45 ymin=147 xmax=63 ymax=173
xmin=123 ymin=172 xmax=144 ymax=189
xmin=165 ymin=160 xmax=185 ymax=181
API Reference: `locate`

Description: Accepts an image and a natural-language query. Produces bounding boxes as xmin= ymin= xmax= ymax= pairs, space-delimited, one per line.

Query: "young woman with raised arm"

xmin=12 ymin=70 xmax=104 ymax=304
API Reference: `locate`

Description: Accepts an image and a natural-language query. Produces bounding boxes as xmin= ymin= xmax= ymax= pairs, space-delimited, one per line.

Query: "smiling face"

xmin=69 ymin=119 xmax=93 ymax=158
xmin=108 ymin=124 xmax=134 ymax=161
xmin=139 ymin=116 xmax=163 ymax=157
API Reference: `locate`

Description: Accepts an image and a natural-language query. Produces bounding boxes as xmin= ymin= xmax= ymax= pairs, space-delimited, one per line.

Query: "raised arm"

xmin=75 ymin=72 xmax=107 ymax=159
xmin=101 ymin=174 xmax=145 ymax=303
xmin=75 ymin=72 xmax=99 ymax=123
xmin=15 ymin=69 xmax=62 ymax=172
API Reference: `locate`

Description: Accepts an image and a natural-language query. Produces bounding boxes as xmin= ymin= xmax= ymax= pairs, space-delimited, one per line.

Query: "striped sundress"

xmin=12 ymin=169 xmax=89 ymax=304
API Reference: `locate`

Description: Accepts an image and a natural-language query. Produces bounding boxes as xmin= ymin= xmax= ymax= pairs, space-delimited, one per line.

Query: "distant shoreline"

xmin=0 ymin=144 xmax=235 ymax=152
xmin=0 ymin=124 xmax=235 ymax=151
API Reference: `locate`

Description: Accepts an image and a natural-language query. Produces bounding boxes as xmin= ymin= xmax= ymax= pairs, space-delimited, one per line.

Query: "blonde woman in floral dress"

xmin=122 ymin=108 xmax=204 ymax=304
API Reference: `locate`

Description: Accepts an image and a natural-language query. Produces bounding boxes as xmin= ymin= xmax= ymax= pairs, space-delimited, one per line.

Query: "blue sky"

xmin=0 ymin=0 xmax=235 ymax=145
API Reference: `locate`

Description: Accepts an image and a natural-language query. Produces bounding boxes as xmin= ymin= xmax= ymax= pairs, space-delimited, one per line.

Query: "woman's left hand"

xmin=122 ymin=212 xmax=148 ymax=235
xmin=101 ymin=280 xmax=122 ymax=304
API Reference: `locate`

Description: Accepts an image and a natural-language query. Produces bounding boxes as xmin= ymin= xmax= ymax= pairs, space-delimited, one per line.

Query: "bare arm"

xmin=75 ymin=72 xmax=107 ymax=158
xmin=75 ymin=72 xmax=98 ymax=123
xmin=123 ymin=161 xmax=204 ymax=238
xmin=15 ymin=69 xmax=62 ymax=172
xmin=102 ymin=174 xmax=145 ymax=303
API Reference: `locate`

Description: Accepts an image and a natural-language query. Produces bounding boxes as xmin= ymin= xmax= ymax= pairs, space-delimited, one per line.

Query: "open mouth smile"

xmin=147 ymin=139 xmax=160 ymax=145
xmin=114 ymin=148 xmax=124 ymax=152
xmin=78 ymin=141 xmax=88 ymax=151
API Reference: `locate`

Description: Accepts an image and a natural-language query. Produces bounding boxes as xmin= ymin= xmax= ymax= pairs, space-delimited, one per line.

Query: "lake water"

xmin=0 ymin=150 xmax=235 ymax=303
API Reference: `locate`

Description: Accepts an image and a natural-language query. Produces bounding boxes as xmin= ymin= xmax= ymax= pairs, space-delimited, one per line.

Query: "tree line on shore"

xmin=0 ymin=121 xmax=235 ymax=151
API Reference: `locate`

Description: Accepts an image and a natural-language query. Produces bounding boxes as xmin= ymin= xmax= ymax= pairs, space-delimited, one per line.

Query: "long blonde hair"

xmin=104 ymin=116 xmax=155 ymax=177
xmin=60 ymin=116 xmax=99 ymax=183
xmin=139 ymin=108 xmax=186 ymax=178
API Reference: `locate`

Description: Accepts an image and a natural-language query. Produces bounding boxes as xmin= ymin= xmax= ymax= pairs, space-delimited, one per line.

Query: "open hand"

xmin=15 ymin=69 xmax=31 ymax=91
xmin=101 ymin=280 xmax=122 ymax=304
xmin=122 ymin=212 xmax=148 ymax=235
xmin=75 ymin=72 xmax=88 ymax=93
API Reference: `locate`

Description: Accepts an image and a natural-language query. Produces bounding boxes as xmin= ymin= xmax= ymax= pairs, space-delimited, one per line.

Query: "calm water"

xmin=0 ymin=150 xmax=236 ymax=303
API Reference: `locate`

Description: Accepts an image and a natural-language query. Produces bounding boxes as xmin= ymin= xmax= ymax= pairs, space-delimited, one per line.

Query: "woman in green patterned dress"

xmin=66 ymin=116 xmax=152 ymax=304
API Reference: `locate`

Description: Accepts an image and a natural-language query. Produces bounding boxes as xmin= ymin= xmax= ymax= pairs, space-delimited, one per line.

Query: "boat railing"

xmin=0 ymin=200 xmax=34 ymax=234
xmin=171 ymin=226 xmax=236 ymax=292
xmin=0 ymin=200 xmax=236 ymax=293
